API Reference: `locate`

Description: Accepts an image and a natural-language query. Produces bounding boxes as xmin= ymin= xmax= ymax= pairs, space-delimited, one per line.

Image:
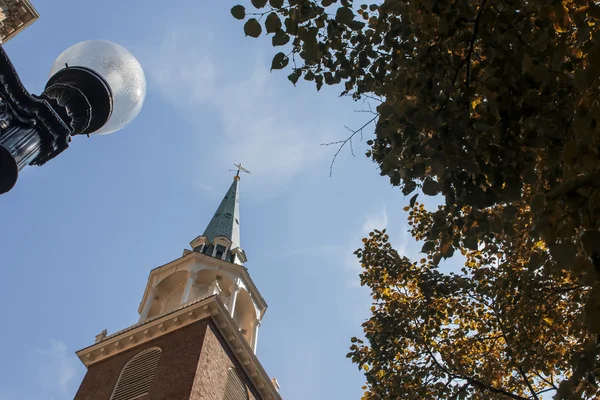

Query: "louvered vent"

xmin=111 ymin=348 xmax=162 ymax=400
xmin=224 ymin=367 xmax=249 ymax=400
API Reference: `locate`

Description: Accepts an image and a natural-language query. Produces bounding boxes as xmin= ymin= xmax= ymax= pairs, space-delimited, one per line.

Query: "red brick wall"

xmin=189 ymin=323 xmax=260 ymax=400
xmin=74 ymin=320 xmax=209 ymax=400
xmin=73 ymin=319 xmax=262 ymax=400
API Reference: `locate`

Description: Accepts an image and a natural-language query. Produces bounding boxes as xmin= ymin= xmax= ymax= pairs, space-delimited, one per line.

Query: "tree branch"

xmin=449 ymin=383 xmax=469 ymax=400
xmin=320 ymin=114 xmax=379 ymax=176
xmin=421 ymin=340 xmax=530 ymax=400
xmin=533 ymin=371 xmax=558 ymax=392
xmin=547 ymin=172 xmax=600 ymax=199
xmin=491 ymin=307 xmax=539 ymax=400
xmin=436 ymin=0 xmax=488 ymax=115
xmin=465 ymin=0 xmax=488 ymax=86
xmin=438 ymin=377 xmax=455 ymax=400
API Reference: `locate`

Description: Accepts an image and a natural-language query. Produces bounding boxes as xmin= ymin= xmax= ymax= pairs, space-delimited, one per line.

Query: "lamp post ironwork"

xmin=0 ymin=40 xmax=146 ymax=194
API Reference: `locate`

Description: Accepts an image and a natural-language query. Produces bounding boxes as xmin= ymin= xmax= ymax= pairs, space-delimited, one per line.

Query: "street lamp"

xmin=0 ymin=40 xmax=146 ymax=194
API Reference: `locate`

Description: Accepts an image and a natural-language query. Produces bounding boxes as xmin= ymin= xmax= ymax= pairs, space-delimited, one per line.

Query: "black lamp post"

xmin=0 ymin=40 xmax=146 ymax=194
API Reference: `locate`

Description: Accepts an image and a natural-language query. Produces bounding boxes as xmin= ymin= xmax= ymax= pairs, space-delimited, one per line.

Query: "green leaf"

xmin=336 ymin=6 xmax=354 ymax=24
xmin=409 ymin=193 xmax=418 ymax=208
xmin=421 ymin=241 xmax=436 ymax=253
xmin=551 ymin=42 xmax=567 ymax=71
xmin=288 ymin=69 xmax=301 ymax=85
xmin=244 ymin=18 xmax=262 ymax=38
xmin=430 ymin=153 xmax=445 ymax=175
xmin=463 ymin=236 xmax=478 ymax=251
xmin=315 ymin=74 xmax=324 ymax=91
xmin=272 ymin=29 xmax=290 ymax=46
xmin=530 ymin=193 xmax=546 ymax=214
xmin=322 ymin=0 xmax=337 ymax=6
xmin=402 ymin=180 xmax=417 ymax=195
xmin=271 ymin=52 xmax=289 ymax=70
xmin=269 ymin=0 xmax=284 ymax=8
xmin=528 ymin=252 xmax=542 ymax=271
xmin=502 ymin=205 xmax=517 ymax=219
xmin=581 ymin=230 xmax=600 ymax=253
xmin=349 ymin=20 xmax=366 ymax=30
xmin=285 ymin=15 xmax=299 ymax=34
xmin=441 ymin=242 xmax=454 ymax=258
xmin=549 ymin=242 xmax=577 ymax=268
xmin=265 ymin=12 xmax=282 ymax=33
xmin=231 ymin=5 xmax=246 ymax=20
xmin=422 ymin=178 xmax=441 ymax=196
xmin=574 ymin=69 xmax=587 ymax=92
xmin=251 ymin=0 xmax=268 ymax=8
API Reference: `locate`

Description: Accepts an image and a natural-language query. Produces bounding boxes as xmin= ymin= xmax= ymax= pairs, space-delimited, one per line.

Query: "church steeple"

xmin=72 ymin=164 xmax=280 ymax=400
xmin=200 ymin=177 xmax=241 ymax=253
xmin=190 ymin=164 xmax=250 ymax=265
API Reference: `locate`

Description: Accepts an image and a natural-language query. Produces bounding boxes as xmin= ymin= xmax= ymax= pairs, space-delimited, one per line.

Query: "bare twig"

xmin=438 ymin=377 xmax=455 ymax=400
xmin=449 ymin=383 xmax=469 ymax=400
xmin=348 ymin=131 xmax=355 ymax=157
xmin=465 ymin=0 xmax=488 ymax=86
xmin=320 ymin=114 xmax=379 ymax=176
xmin=422 ymin=341 xmax=530 ymax=400
xmin=436 ymin=0 xmax=487 ymax=115
xmin=533 ymin=372 xmax=559 ymax=391
xmin=491 ymin=307 xmax=539 ymax=400
xmin=361 ymin=94 xmax=384 ymax=103
xmin=547 ymin=172 xmax=600 ymax=199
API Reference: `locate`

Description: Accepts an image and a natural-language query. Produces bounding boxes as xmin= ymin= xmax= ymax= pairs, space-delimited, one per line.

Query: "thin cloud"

xmin=35 ymin=340 xmax=79 ymax=397
xmin=341 ymin=205 xmax=415 ymax=325
xmin=345 ymin=206 xmax=389 ymax=287
xmin=361 ymin=206 xmax=388 ymax=234
xmin=141 ymin=25 xmax=339 ymax=195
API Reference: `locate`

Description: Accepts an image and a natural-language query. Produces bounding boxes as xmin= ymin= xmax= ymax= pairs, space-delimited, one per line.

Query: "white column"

xmin=180 ymin=271 xmax=197 ymax=304
xmin=252 ymin=319 xmax=261 ymax=353
xmin=139 ymin=288 xmax=155 ymax=322
xmin=228 ymin=284 xmax=241 ymax=317
xmin=207 ymin=279 xmax=222 ymax=296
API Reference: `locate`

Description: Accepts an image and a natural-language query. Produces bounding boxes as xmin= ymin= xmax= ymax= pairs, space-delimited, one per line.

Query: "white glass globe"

xmin=49 ymin=40 xmax=146 ymax=135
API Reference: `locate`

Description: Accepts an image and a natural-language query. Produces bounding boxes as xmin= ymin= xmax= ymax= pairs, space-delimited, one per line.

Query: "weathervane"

xmin=230 ymin=162 xmax=251 ymax=179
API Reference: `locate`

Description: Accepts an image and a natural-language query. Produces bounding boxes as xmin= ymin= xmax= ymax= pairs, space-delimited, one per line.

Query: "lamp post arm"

xmin=0 ymin=45 xmax=74 ymax=194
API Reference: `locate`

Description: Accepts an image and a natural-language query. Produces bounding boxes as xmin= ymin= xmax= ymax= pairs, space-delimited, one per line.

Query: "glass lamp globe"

xmin=48 ymin=40 xmax=146 ymax=135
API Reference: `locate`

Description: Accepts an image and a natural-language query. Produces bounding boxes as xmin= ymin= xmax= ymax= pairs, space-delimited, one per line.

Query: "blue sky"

xmin=0 ymin=1 xmax=458 ymax=399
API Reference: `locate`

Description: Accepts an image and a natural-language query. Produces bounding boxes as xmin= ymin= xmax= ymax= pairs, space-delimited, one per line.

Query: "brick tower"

xmin=73 ymin=169 xmax=282 ymax=400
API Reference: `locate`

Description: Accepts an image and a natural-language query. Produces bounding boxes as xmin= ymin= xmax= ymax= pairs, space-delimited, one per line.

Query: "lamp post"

xmin=0 ymin=40 xmax=146 ymax=194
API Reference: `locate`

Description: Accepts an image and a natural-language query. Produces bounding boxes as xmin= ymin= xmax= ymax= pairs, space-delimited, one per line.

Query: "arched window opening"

xmin=111 ymin=347 xmax=162 ymax=400
xmin=223 ymin=367 xmax=249 ymax=400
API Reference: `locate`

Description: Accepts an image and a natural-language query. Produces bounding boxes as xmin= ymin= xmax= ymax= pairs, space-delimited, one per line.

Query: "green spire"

xmin=202 ymin=177 xmax=241 ymax=250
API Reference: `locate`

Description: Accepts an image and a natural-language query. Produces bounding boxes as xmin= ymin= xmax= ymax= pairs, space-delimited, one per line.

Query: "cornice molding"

xmin=0 ymin=0 xmax=39 ymax=43
xmin=143 ymin=251 xmax=268 ymax=313
xmin=77 ymin=295 xmax=282 ymax=400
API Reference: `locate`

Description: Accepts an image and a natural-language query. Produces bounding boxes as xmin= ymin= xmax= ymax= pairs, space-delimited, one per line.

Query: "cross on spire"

xmin=231 ymin=162 xmax=251 ymax=179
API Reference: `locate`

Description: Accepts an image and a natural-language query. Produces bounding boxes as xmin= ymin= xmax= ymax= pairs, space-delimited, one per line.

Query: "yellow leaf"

xmin=544 ymin=317 xmax=554 ymax=325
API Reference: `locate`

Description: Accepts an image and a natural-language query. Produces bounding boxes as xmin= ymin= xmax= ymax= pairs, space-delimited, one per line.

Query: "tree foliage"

xmin=232 ymin=0 xmax=600 ymax=398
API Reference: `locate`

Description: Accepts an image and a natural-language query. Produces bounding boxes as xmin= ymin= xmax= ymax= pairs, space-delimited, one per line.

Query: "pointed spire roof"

xmin=202 ymin=177 xmax=241 ymax=250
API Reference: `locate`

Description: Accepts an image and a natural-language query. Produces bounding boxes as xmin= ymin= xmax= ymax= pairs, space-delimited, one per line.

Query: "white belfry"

xmin=135 ymin=170 xmax=265 ymax=353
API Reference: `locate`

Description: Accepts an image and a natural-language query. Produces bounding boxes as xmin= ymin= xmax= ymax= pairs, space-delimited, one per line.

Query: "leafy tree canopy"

xmin=232 ymin=0 xmax=600 ymax=398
